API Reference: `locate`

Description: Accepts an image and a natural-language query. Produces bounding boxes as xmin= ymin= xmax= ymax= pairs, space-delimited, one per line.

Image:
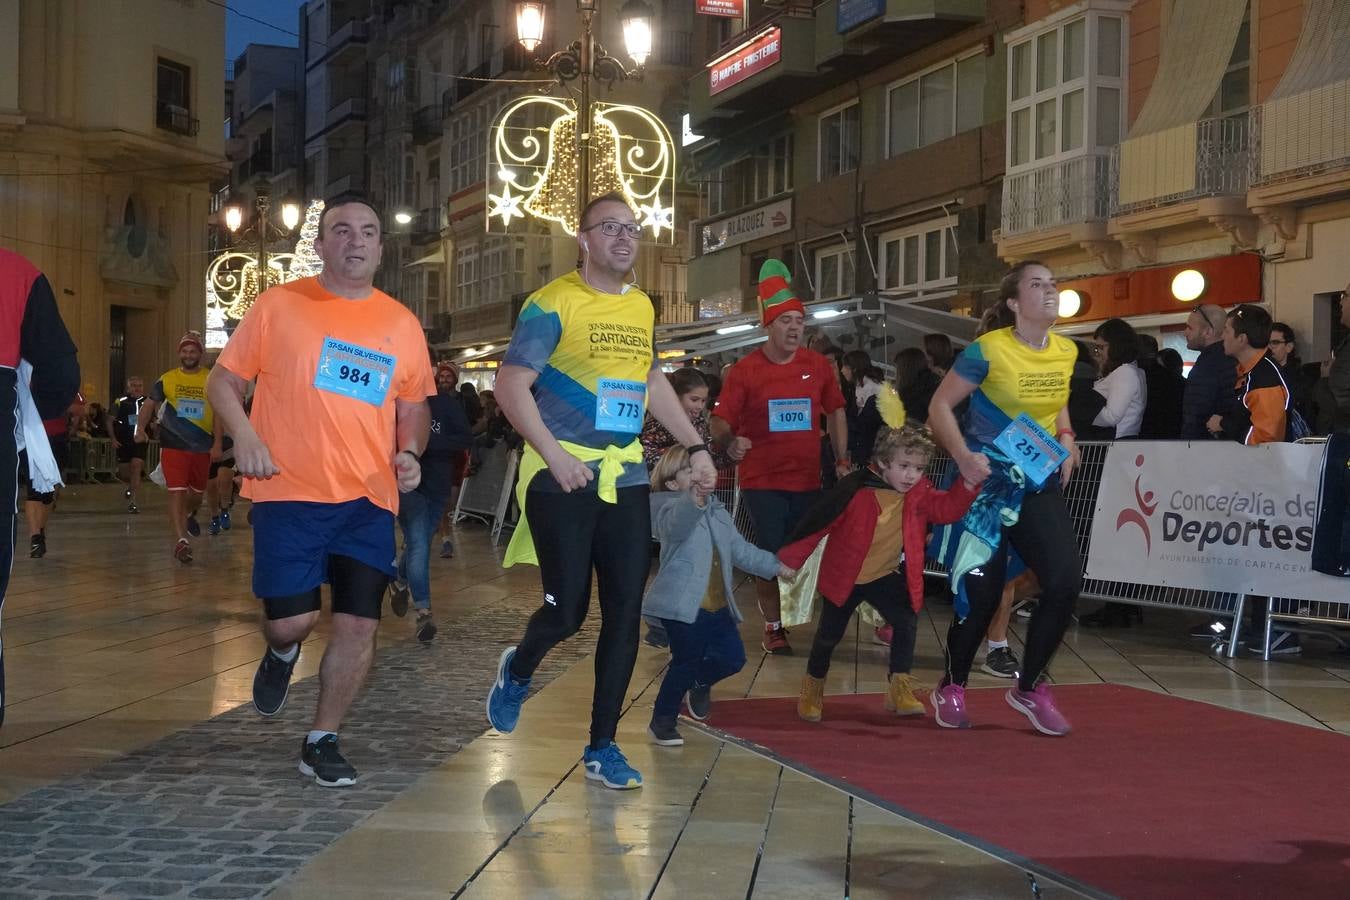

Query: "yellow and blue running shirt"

xmin=151 ymin=366 xmax=214 ymax=453
xmin=951 ymin=327 xmax=1076 ymax=451
xmin=503 ymin=270 xmax=655 ymax=490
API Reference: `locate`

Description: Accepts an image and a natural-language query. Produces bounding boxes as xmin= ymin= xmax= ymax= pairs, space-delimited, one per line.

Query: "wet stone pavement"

xmin=0 ymin=597 xmax=597 ymax=899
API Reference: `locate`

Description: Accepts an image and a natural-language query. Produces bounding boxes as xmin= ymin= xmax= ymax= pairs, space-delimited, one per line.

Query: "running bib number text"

xmin=768 ymin=398 xmax=812 ymax=432
xmin=314 ymin=337 xmax=396 ymax=406
xmin=176 ymin=401 xmax=204 ymax=421
xmin=993 ymin=413 xmax=1068 ymax=487
xmin=595 ymin=378 xmax=646 ymax=432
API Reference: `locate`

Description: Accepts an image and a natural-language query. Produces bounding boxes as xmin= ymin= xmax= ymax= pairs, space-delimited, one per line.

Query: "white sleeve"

xmin=1092 ymin=366 xmax=1135 ymax=427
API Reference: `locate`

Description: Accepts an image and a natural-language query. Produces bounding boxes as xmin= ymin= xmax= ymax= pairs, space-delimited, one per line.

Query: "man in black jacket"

xmin=0 ymin=248 xmax=80 ymax=728
xmin=1181 ymin=304 xmax=1236 ymax=439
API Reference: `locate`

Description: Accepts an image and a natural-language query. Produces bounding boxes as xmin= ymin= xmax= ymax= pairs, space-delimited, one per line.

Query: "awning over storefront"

xmin=406 ymin=247 xmax=444 ymax=267
xmin=683 ymin=114 xmax=791 ymax=181
xmin=1128 ymin=0 xmax=1247 ymax=137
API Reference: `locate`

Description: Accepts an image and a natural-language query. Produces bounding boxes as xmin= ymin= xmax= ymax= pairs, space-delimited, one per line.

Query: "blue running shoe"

xmin=486 ymin=647 xmax=530 ymax=733
xmin=220 ymin=508 xmax=232 ymax=531
xmin=583 ymin=741 xmax=643 ymax=790
xmin=186 ymin=514 xmax=200 ymax=537
xmin=208 ymin=516 xmax=220 ymax=536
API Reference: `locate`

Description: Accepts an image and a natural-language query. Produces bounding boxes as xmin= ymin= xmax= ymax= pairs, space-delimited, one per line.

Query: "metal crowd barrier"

xmin=61 ymin=438 xmax=162 ymax=484
xmin=727 ymin=439 xmax=1346 ymax=659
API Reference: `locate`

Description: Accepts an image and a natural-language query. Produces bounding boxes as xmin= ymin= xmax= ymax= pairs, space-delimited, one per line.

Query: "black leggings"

xmin=510 ymin=481 xmax=651 ymax=749
xmin=807 ymin=571 xmax=918 ymax=678
xmin=944 ymin=488 xmax=1082 ymax=692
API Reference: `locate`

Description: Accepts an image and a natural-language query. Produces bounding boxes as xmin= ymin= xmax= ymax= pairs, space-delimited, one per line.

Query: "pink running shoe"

xmin=872 ymin=625 xmax=893 ymax=646
xmin=931 ymin=681 xmax=970 ymax=729
xmin=1006 ymin=683 xmax=1072 ymax=736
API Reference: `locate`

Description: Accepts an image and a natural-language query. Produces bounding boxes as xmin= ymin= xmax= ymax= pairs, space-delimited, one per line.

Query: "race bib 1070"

xmin=768 ymin=398 xmax=812 ymax=432
xmin=314 ymin=337 xmax=395 ymax=406
xmin=993 ymin=413 xmax=1068 ymax=487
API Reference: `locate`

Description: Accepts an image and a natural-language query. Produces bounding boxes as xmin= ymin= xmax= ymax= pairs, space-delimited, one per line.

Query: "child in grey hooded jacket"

xmin=644 ymin=446 xmax=792 ymax=746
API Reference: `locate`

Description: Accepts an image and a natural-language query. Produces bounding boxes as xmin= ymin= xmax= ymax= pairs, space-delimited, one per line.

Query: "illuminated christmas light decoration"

xmin=205 ymin=199 xmax=325 ymax=323
xmin=487 ymin=182 xmax=526 ymax=227
xmin=488 ymin=96 xmax=675 ymax=240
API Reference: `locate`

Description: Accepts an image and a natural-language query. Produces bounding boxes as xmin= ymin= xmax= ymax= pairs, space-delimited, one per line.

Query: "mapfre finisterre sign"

xmin=701 ymin=198 xmax=792 ymax=255
xmin=708 ymin=28 xmax=781 ymax=96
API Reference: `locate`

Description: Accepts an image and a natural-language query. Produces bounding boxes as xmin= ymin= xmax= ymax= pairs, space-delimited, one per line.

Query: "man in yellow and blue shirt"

xmin=138 ymin=331 xmax=216 ymax=563
xmin=486 ymin=192 xmax=716 ymax=791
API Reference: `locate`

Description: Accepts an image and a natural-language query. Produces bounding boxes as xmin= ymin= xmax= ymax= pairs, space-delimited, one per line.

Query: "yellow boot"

xmin=885 ymin=673 xmax=926 ymax=717
xmin=798 ymin=674 xmax=824 ymax=722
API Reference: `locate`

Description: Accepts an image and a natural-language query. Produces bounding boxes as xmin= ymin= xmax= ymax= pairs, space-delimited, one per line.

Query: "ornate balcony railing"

xmin=1112 ymin=116 xmax=1248 ymax=216
xmin=1001 ymin=151 xmax=1114 ymax=237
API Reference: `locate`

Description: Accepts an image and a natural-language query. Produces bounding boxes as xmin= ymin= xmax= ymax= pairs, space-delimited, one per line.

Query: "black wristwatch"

xmin=686 ymin=443 xmax=711 ymax=457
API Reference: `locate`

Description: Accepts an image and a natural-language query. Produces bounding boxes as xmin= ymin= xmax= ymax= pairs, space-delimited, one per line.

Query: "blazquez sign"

xmin=701 ymin=198 xmax=792 ymax=255
xmin=1086 ymin=441 xmax=1339 ymax=602
xmin=708 ymin=28 xmax=781 ymax=96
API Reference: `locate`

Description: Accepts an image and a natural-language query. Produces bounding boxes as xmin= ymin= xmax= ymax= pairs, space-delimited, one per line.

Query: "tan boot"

xmin=885 ymin=673 xmax=926 ymax=717
xmin=798 ymin=674 xmax=824 ymax=722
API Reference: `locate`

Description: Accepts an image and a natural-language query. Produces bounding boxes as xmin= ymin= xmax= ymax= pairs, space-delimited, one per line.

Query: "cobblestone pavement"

xmin=0 ymin=596 xmax=598 ymax=899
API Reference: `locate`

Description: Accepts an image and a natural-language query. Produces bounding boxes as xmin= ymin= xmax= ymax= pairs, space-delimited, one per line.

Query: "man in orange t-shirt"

xmin=208 ymin=194 xmax=434 ymax=787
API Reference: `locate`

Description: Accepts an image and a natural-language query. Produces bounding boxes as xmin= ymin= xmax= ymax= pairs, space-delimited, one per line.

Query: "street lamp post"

xmin=514 ymin=0 xmax=653 ymax=216
xmin=206 ymin=184 xmax=308 ymax=327
xmin=222 ymin=184 xmax=302 ymax=288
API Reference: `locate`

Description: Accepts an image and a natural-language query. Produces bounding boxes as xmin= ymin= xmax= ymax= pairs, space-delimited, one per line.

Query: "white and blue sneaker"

xmin=486 ymin=646 xmax=530 ymax=733
xmin=583 ymin=741 xmax=643 ymax=790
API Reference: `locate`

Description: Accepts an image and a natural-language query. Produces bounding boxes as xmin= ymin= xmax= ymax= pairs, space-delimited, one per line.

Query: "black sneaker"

xmin=127 ymin=502 xmax=138 ymax=514
xmin=28 ymin=534 xmax=45 ymax=559
xmin=643 ymin=622 xmax=669 ymax=649
xmin=186 ymin=515 xmax=200 ymax=537
xmin=980 ymin=647 xmax=1019 ymax=678
xmin=389 ymin=580 xmax=410 ymax=618
xmin=1014 ymin=599 xmax=1038 ymax=619
xmin=648 ymin=717 xmax=684 ymax=747
xmin=252 ymin=645 xmax=300 ymax=716
xmin=684 ymin=684 xmax=711 ymax=721
xmin=299 ymin=734 xmax=358 ymax=787
xmin=415 ymin=611 xmax=438 ymax=643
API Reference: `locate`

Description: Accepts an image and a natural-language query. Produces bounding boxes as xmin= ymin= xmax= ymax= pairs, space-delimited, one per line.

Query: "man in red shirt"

xmin=712 ymin=260 xmax=849 ymax=653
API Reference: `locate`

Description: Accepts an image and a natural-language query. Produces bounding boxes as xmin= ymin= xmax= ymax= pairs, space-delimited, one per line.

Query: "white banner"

xmin=1086 ymin=441 xmax=1338 ymax=601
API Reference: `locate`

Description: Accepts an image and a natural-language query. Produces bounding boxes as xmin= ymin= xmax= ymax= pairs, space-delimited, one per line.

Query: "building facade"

xmin=684 ymin=0 xmax=1016 ymax=359
xmin=300 ymin=0 xmax=373 ymax=201
xmin=999 ymin=0 xmax=1350 ymax=360
xmin=0 ymin=0 xmax=227 ymax=404
xmin=226 ymin=44 xmax=304 ymax=208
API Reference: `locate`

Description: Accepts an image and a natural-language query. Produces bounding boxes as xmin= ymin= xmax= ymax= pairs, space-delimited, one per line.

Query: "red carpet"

xmin=702 ymin=684 xmax=1350 ymax=899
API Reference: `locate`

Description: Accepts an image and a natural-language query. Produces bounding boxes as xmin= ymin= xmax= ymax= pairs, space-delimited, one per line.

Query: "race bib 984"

xmin=314 ymin=337 xmax=396 ymax=406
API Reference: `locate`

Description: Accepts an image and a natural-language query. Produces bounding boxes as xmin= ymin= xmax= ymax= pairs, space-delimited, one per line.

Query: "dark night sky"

xmin=224 ymin=0 xmax=308 ymax=73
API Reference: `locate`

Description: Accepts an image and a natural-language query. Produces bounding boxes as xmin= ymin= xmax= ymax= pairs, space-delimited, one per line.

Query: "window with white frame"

xmin=1006 ymin=11 xmax=1125 ymax=171
xmin=877 ymin=220 xmax=958 ymax=291
xmin=754 ymin=134 xmax=793 ymax=201
xmin=454 ymin=244 xmax=479 ymax=310
xmin=480 ymin=236 xmax=525 ymax=306
xmin=814 ymin=245 xmax=855 ymax=300
xmin=1202 ymin=7 xmax=1250 ymax=121
xmin=888 ymin=53 xmax=986 ymax=156
xmin=386 ymin=60 xmax=406 ymax=109
xmin=448 ymin=100 xmax=504 ymax=194
xmin=819 ymin=102 xmax=860 ymax=180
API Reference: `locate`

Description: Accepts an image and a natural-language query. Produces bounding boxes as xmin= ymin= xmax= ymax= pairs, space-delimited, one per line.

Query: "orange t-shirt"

xmin=217 ymin=276 xmax=436 ymax=514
